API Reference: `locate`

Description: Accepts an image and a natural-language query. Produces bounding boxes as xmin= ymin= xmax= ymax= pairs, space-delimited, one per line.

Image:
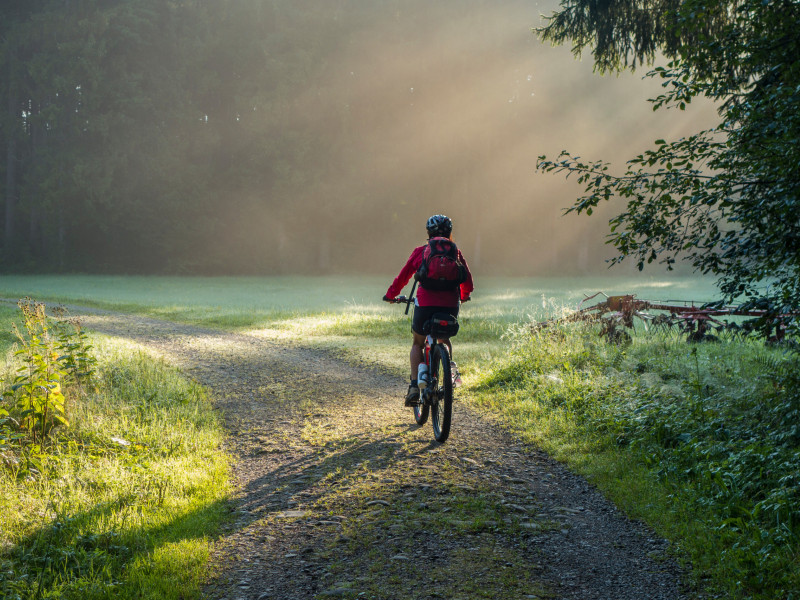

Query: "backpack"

xmin=415 ymin=237 xmax=467 ymax=291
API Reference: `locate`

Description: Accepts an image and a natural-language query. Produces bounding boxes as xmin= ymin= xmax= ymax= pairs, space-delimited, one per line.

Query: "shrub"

xmin=1 ymin=299 xmax=97 ymax=468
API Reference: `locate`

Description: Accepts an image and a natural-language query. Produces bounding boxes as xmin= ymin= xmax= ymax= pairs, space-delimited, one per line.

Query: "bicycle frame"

xmin=390 ymin=289 xmax=454 ymax=442
xmin=419 ymin=334 xmax=439 ymax=403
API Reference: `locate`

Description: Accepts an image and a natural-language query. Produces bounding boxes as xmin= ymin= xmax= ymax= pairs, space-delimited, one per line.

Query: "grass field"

xmin=0 ymin=273 xmax=720 ymax=372
xmin=0 ymin=273 xmax=721 ymax=328
xmin=1 ymin=274 xmax=795 ymax=599
xmin=0 ymin=272 xmax=722 ymax=389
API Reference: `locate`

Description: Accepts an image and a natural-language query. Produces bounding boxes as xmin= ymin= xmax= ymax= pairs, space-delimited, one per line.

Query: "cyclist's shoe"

xmin=451 ymin=361 xmax=462 ymax=388
xmin=405 ymin=383 xmax=420 ymax=406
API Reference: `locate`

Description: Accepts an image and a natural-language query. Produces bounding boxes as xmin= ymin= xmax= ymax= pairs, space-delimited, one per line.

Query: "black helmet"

xmin=426 ymin=214 xmax=452 ymax=237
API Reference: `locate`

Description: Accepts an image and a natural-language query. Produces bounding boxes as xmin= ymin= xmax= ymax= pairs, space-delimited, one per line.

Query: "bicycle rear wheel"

xmin=413 ymin=396 xmax=429 ymax=425
xmin=413 ymin=371 xmax=428 ymax=425
xmin=430 ymin=345 xmax=453 ymax=443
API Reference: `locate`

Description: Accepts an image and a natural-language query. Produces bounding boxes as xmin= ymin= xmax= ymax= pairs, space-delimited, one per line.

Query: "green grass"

xmin=0 ymin=273 xmax=721 ymax=330
xmin=470 ymin=323 xmax=799 ymax=599
xmin=0 ymin=303 xmax=21 ymax=355
xmin=4 ymin=273 xmax=785 ymax=598
xmin=0 ymin=308 xmax=231 ymax=599
xmin=0 ymin=273 xmax=721 ymax=390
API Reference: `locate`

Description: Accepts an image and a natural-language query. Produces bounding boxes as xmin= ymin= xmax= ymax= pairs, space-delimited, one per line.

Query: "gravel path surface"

xmin=72 ymin=308 xmax=690 ymax=600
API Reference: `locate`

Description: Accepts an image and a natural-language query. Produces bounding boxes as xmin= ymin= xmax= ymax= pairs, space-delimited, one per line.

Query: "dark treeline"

xmin=0 ymin=0 xmax=669 ymax=275
xmin=2 ymin=0 xmax=360 ymax=273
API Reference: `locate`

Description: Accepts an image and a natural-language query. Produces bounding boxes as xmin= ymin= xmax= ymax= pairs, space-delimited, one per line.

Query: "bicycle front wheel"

xmin=430 ymin=345 xmax=453 ymax=443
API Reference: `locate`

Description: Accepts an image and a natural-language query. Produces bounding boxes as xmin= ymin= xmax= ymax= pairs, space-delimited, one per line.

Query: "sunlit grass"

xmin=0 ymin=328 xmax=231 ymax=599
xmin=0 ymin=303 xmax=20 ymax=355
xmin=0 ymin=272 xmax=724 ymax=398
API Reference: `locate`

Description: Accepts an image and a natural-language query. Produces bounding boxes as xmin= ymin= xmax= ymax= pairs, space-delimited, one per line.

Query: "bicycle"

xmin=389 ymin=287 xmax=457 ymax=443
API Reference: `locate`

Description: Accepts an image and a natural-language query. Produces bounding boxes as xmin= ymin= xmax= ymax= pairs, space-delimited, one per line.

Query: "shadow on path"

xmin=65 ymin=307 xmax=690 ymax=600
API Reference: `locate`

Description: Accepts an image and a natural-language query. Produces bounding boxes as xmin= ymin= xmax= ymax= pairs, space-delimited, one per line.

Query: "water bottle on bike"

xmin=417 ymin=362 xmax=429 ymax=389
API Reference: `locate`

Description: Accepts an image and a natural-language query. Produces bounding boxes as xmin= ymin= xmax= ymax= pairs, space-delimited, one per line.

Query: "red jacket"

xmin=386 ymin=243 xmax=474 ymax=306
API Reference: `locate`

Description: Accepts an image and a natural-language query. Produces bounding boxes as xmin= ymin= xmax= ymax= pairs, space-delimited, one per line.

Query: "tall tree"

xmin=0 ymin=1 xmax=44 ymax=261
xmin=536 ymin=0 xmax=800 ymax=329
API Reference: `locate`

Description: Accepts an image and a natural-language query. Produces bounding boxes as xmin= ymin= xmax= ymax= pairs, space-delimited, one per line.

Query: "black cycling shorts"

xmin=412 ymin=304 xmax=459 ymax=336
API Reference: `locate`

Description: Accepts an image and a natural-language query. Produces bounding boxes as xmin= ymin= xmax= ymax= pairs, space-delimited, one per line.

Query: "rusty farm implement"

xmin=535 ymin=292 xmax=796 ymax=343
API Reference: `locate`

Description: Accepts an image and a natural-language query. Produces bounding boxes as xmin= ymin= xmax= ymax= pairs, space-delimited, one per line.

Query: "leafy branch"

xmin=536 ymin=0 xmax=800 ymax=333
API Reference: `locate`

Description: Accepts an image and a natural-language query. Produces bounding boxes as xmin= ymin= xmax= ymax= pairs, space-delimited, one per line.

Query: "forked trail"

xmin=76 ymin=308 xmax=689 ymax=600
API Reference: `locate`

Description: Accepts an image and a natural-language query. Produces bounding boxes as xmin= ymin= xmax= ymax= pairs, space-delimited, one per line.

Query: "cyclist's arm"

xmin=457 ymin=250 xmax=475 ymax=302
xmin=385 ymin=247 xmax=424 ymax=299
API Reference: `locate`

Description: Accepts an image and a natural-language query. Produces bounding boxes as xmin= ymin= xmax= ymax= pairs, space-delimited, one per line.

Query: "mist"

xmin=1 ymin=1 xmax=717 ymax=276
xmin=223 ymin=0 xmax=716 ymax=277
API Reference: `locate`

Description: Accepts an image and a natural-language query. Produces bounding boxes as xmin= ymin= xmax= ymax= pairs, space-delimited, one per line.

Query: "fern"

xmin=755 ymin=353 xmax=795 ymax=381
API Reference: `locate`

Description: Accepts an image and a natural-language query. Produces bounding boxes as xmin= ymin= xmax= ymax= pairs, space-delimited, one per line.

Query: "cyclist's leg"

xmin=410 ymin=304 xmax=430 ymax=381
xmin=437 ymin=304 xmax=461 ymax=386
xmin=406 ymin=306 xmax=430 ymax=405
xmin=437 ymin=336 xmax=462 ymax=386
xmin=437 ymin=305 xmax=459 ymax=360
xmin=411 ymin=331 xmax=425 ymax=379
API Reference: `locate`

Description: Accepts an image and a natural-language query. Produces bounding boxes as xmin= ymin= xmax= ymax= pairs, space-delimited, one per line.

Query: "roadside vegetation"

xmin=472 ymin=324 xmax=799 ymax=600
xmin=1 ymin=275 xmax=796 ymax=598
xmin=0 ymin=299 xmax=230 ymax=600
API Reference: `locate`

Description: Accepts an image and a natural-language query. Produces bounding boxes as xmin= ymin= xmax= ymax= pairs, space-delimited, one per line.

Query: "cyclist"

xmin=383 ymin=214 xmax=474 ymax=406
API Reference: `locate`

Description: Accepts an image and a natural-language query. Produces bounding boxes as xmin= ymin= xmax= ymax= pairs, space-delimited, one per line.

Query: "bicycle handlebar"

xmin=389 ymin=280 xmax=417 ymax=314
xmin=390 ymin=295 xmax=414 ymax=315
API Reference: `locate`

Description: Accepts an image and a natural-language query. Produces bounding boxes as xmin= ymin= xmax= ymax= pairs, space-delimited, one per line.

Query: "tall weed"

xmin=7 ymin=299 xmax=70 ymax=445
xmin=0 ymin=300 xmax=99 ymax=477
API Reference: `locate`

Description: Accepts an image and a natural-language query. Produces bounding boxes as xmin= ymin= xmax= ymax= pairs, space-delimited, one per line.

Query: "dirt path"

xmin=73 ymin=309 xmax=690 ymax=600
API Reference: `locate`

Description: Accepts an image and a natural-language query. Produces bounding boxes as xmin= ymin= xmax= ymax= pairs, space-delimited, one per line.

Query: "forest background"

xmin=0 ymin=0 xmax=714 ymax=276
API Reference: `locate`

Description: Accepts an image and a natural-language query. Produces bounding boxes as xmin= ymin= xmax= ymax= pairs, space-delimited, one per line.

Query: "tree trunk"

xmin=29 ymin=99 xmax=45 ymax=259
xmin=4 ymin=51 xmax=18 ymax=260
xmin=58 ymin=183 xmax=66 ymax=270
xmin=5 ymin=133 xmax=17 ymax=259
xmin=29 ymin=205 xmax=41 ymax=258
